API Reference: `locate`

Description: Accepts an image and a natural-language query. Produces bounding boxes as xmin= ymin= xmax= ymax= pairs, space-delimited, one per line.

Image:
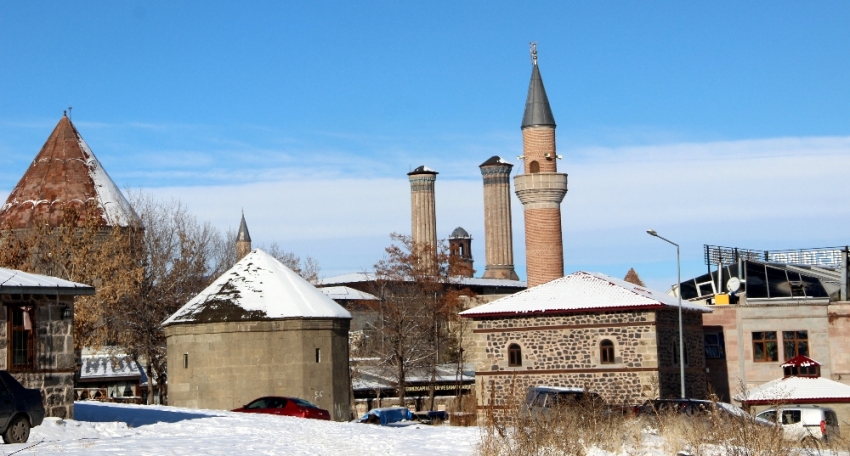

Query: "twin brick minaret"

xmin=480 ymin=156 xmax=519 ymax=280
xmin=408 ymin=165 xmax=439 ymax=269
xmin=514 ymin=46 xmax=568 ymax=288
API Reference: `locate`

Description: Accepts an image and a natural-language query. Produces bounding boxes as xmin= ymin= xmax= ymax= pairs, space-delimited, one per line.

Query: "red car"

xmin=232 ymin=396 xmax=330 ymax=420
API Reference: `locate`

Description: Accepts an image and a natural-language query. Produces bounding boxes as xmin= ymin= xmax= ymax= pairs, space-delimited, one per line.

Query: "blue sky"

xmin=1 ymin=2 xmax=849 ymax=290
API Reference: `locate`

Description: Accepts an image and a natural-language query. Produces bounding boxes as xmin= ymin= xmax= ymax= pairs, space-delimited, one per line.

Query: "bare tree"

xmin=364 ymin=233 xmax=473 ymax=408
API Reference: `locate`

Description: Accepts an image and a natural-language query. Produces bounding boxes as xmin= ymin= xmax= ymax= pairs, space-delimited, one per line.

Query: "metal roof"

xmin=237 ymin=213 xmax=251 ymax=242
xmin=449 ymin=226 xmax=470 ymax=239
xmin=460 ymin=271 xmax=711 ymax=318
xmin=319 ymin=286 xmax=378 ymax=301
xmin=407 ymin=165 xmax=438 ymax=176
xmin=317 ymin=272 xmax=526 ymax=289
xmin=479 ymin=156 xmax=512 ymax=167
xmin=521 ymin=63 xmax=556 ymax=129
xmin=0 ymin=115 xmax=140 ymax=229
xmin=0 ymin=267 xmax=95 ymax=295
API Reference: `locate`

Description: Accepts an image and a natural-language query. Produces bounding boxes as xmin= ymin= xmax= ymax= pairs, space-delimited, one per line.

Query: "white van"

xmin=756 ymin=406 xmax=840 ymax=442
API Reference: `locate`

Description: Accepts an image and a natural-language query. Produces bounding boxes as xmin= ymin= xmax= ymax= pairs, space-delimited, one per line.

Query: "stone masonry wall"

xmin=470 ymin=310 xmax=661 ymax=410
xmin=165 ymin=318 xmax=351 ymax=421
xmin=0 ymin=294 xmax=76 ymax=418
xmin=654 ymin=308 xmax=708 ymax=399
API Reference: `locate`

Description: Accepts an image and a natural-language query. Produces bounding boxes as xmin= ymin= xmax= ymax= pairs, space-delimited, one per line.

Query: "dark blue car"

xmin=0 ymin=371 xmax=44 ymax=444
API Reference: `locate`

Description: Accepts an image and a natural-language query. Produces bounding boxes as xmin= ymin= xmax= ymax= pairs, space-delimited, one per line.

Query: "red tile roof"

xmin=0 ymin=115 xmax=139 ymax=229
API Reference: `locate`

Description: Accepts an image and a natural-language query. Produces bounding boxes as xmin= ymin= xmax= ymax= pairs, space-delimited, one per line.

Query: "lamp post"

xmin=647 ymin=229 xmax=686 ymax=399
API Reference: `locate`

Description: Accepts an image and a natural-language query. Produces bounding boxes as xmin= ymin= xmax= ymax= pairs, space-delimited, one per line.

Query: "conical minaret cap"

xmin=237 ymin=213 xmax=251 ymax=242
xmin=521 ymin=63 xmax=556 ymax=129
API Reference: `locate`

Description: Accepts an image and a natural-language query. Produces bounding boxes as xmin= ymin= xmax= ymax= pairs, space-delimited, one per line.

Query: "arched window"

xmin=529 ymin=161 xmax=540 ymax=173
xmin=600 ymin=339 xmax=615 ymax=364
xmin=508 ymin=344 xmax=522 ymax=367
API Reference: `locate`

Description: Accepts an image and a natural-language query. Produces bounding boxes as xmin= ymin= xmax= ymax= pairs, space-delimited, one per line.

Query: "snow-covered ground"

xmin=3 ymin=401 xmax=480 ymax=455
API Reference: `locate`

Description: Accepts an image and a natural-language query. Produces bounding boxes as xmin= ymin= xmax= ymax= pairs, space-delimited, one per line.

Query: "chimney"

xmin=480 ymin=156 xmax=519 ymax=281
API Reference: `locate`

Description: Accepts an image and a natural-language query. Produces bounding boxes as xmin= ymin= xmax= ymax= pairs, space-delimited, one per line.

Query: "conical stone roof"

xmin=623 ymin=268 xmax=646 ymax=287
xmin=237 ymin=213 xmax=251 ymax=242
xmin=0 ymin=115 xmax=139 ymax=229
xmin=521 ymin=63 xmax=556 ymax=129
xmin=163 ymin=249 xmax=351 ymax=325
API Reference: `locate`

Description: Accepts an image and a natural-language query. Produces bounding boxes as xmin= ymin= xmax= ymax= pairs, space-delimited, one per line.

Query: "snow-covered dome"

xmin=163 ymin=249 xmax=351 ymax=325
xmin=450 ymin=226 xmax=470 ymax=239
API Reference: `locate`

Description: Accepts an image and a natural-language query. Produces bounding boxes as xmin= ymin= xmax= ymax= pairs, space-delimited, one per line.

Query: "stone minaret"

xmin=236 ymin=212 xmax=252 ymax=261
xmin=514 ymin=44 xmax=568 ymax=288
xmin=449 ymin=227 xmax=474 ymax=278
xmin=480 ymin=156 xmax=520 ymax=281
xmin=408 ymin=166 xmax=438 ymax=267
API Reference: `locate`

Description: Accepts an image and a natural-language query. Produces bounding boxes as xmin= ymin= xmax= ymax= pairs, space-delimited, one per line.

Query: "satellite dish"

xmin=727 ymin=277 xmax=742 ymax=293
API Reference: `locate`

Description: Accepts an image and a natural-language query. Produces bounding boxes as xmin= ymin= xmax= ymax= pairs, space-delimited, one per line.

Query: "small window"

xmin=600 ymin=340 xmax=615 ymax=364
xmin=783 ymin=331 xmax=808 ymax=360
xmin=704 ymin=332 xmax=726 ymax=359
xmin=672 ymin=340 xmax=689 ymax=366
xmin=753 ymin=332 xmax=778 ymax=362
xmin=9 ymin=306 xmax=35 ymax=371
xmin=757 ymin=410 xmax=777 ymax=423
xmin=315 ymin=348 xmax=321 ymax=363
xmin=508 ymin=344 xmax=522 ymax=367
xmin=183 ymin=353 xmax=189 ymax=369
xmin=529 ymin=161 xmax=540 ymax=173
xmin=781 ymin=410 xmax=801 ymax=425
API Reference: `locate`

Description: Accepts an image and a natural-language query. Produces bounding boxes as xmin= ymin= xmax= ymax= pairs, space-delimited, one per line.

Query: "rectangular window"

xmin=8 ymin=306 xmax=35 ymax=371
xmin=315 ymin=348 xmax=321 ymax=363
xmin=183 ymin=353 xmax=189 ymax=369
xmin=783 ymin=331 xmax=809 ymax=360
xmin=753 ymin=331 xmax=778 ymax=362
xmin=704 ymin=331 xmax=726 ymax=359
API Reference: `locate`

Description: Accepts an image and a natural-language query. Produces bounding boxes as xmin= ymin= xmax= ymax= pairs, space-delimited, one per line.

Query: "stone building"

xmin=0 ymin=267 xmax=93 ymax=418
xmin=479 ymin=156 xmax=519 ymax=281
xmin=449 ymin=227 xmax=474 ymax=277
xmin=460 ymin=271 xmax=711 ymax=416
xmin=515 ymin=45 xmax=568 ymax=288
xmin=163 ymin=249 xmax=352 ymax=421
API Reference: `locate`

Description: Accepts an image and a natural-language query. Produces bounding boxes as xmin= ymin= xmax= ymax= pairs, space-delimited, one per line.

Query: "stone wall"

xmin=0 ymin=294 xmax=76 ymax=418
xmin=655 ymin=308 xmax=709 ymax=399
xmin=165 ymin=318 xmax=351 ymax=421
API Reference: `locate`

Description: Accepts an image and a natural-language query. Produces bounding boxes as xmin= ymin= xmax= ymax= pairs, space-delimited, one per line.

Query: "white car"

xmin=756 ymin=406 xmax=840 ymax=443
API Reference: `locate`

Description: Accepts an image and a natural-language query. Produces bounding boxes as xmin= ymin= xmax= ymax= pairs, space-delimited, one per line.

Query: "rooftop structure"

xmin=0 ymin=114 xmax=139 ymax=229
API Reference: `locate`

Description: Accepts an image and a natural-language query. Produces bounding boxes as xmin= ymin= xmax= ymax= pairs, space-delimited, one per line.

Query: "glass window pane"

xmin=753 ymin=332 xmax=764 ymax=341
xmin=767 ymin=342 xmax=778 ymax=361
xmin=798 ymin=342 xmax=808 ymax=357
xmin=783 ymin=331 xmax=795 ymax=340
xmin=766 ymin=332 xmax=777 ymax=340
xmin=754 ymin=343 xmax=764 ymax=360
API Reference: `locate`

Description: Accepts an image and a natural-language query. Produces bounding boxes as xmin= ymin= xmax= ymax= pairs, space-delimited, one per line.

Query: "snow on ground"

xmin=2 ymin=401 xmax=479 ymax=455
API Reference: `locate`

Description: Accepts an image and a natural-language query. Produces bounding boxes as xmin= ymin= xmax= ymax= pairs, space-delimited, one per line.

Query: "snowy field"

xmin=4 ymin=402 xmax=479 ymax=455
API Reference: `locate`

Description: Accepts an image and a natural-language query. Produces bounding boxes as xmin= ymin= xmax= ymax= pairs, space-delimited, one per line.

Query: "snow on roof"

xmin=735 ymin=376 xmax=850 ymax=404
xmin=79 ymin=353 xmax=142 ymax=381
xmin=480 ymin=156 xmax=512 ymax=167
xmin=0 ymin=267 xmax=94 ymax=295
xmin=459 ymin=271 xmax=711 ymax=317
xmin=318 ymin=272 xmax=526 ymax=289
xmin=0 ymin=116 xmax=140 ymax=229
xmin=407 ymin=165 xmax=438 ymax=175
xmin=164 ymin=249 xmax=351 ymax=326
xmin=319 ymin=286 xmax=378 ymax=301
xmin=782 ymin=355 xmax=822 ymax=368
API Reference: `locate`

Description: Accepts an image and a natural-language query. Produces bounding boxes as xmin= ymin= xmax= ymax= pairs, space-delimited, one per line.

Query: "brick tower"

xmin=408 ymin=166 xmax=438 ymax=268
xmin=480 ymin=156 xmax=520 ymax=281
xmin=514 ymin=45 xmax=568 ymax=288
xmin=236 ymin=212 xmax=252 ymax=261
xmin=449 ymin=226 xmax=474 ymax=277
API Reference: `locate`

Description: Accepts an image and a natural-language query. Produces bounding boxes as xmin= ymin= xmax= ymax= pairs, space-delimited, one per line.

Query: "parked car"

xmin=232 ymin=396 xmax=330 ymax=420
xmin=756 ymin=406 xmax=840 ymax=443
xmin=525 ymin=386 xmax=603 ymax=410
xmin=638 ymin=398 xmax=775 ymax=428
xmin=0 ymin=370 xmax=45 ymax=444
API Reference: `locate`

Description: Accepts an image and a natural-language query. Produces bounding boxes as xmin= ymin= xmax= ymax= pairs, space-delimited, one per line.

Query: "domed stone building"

xmin=163 ymin=249 xmax=352 ymax=420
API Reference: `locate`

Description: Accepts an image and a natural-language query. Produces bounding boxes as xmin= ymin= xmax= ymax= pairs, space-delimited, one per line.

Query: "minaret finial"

xmin=68 ymin=106 xmax=72 ymax=120
xmin=530 ymin=42 xmax=537 ymax=66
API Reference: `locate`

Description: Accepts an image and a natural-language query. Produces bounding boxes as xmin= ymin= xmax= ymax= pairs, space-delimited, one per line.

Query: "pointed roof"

xmin=237 ymin=213 xmax=251 ymax=242
xmin=521 ymin=62 xmax=556 ymax=129
xmin=479 ymin=156 xmax=513 ymax=168
xmin=460 ymin=271 xmax=710 ymax=318
xmin=163 ymin=249 xmax=351 ymax=326
xmin=0 ymin=115 xmax=140 ymax=229
xmin=623 ymin=268 xmax=646 ymax=287
xmin=407 ymin=165 xmax=438 ymax=176
xmin=0 ymin=266 xmax=95 ymax=295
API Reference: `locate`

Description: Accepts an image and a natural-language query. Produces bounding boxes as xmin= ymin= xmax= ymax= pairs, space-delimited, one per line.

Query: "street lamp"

xmin=647 ymin=229 xmax=686 ymax=399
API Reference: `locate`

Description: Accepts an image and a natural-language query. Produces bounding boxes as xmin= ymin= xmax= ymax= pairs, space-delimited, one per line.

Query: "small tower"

xmin=480 ymin=156 xmax=520 ymax=281
xmin=449 ymin=227 xmax=474 ymax=278
xmin=515 ymin=44 xmax=568 ymax=288
xmin=408 ymin=165 xmax=438 ymax=269
xmin=236 ymin=212 xmax=252 ymax=261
